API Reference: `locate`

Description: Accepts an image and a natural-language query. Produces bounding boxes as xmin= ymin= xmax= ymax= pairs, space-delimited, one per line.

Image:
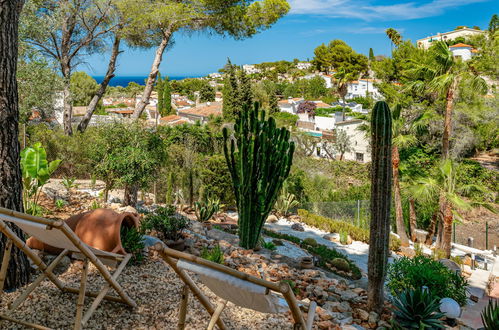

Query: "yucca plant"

xmin=194 ymin=198 xmax=220 ymax=222
xmin=481 ymin=299 xmax=499 ymax=330
xmin=392 ymin=289 xmax=445 ymax=329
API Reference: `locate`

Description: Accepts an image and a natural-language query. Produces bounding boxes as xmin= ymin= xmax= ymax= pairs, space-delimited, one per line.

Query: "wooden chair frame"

xmin=152 ymin=242 xmax=316 ymax=330
xmin=0 ymin=207 xmax=137 ymax=330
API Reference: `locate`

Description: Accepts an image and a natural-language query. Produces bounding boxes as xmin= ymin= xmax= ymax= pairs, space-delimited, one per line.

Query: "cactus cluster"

xmin=223 ymin=103 xmax=295 ymax=249
xmin=367 ymin=101 xmax=393 ymax=311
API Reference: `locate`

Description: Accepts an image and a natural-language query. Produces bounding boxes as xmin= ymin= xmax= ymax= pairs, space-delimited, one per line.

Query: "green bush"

xmin=302 ymin=237 xmax=318 ymax=247
xmin=201 ymin=244 xmax=224 ymax=264
xmin=120 ymin=226 xmax=145 ymax=264
xmin=298 ymin=209 xmax=401 ymax=251
xmin=141 ymin=206 xmax=190 ymax=241
xmin=262 ymin=241 xmax=277 ymax=251
xmin=387 ymin=256 xmax=468 ymax=306
xmin=330 ymin=258 xmax=350 ymax=272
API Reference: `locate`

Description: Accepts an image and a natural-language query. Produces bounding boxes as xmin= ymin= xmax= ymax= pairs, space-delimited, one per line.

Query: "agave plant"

xmin=392 ymin=289 xmax=445 ymax=329
xmin=274 ymin=187 xmax=299 ymax=217
xmin=194 ymin=198 xmax=220 ymax=222
xmin=481 ymin=299 xmax=499 ymax=330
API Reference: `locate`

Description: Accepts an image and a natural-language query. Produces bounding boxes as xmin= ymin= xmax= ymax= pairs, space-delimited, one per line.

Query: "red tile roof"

xmin=449 ymin=43 xmax=472 ymax=48
xmin=160 ymin=115 xmax=182 ymax=122
xmin=179 ymin=102 xmax=222 ymax=118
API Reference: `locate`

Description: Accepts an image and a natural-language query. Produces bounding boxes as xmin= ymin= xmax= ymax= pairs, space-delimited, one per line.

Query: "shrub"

xmin=262 ymin=241 xmax=277 ymax=251
xmin=302 ymin=237 xmax=318 ymax=247
xmin=298 ymin=209 xmax=401 ymax=251
xmin=201 ymin=244 xmax=224 ymax=264
xmin=392 ymin=289 xmax=445 ymax=329
xmin=120 ymin=226 xmax=145 ymax=265
xmin=141 ymin=206 xmax=190 ymax=242
xmin=387 ymin=256 xmax=468 ymax=306
xmin=339 ymin=230 xmax=349 ymax=245
xmin=330 ymin=258 xmax=350 ymax=272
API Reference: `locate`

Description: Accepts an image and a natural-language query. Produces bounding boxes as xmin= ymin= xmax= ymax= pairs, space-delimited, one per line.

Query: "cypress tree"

xmin=163 ymin=77 xmax=173 ymax=115
xmin=239 ymin=70 xmax=253 ymax=106
xmin=369 ymin=48 xmax=375 ymax=61
xmin=269 ymin=91 xmax=279 ymax=115
xmin=222 ymin=59 xmax=240 ymax=120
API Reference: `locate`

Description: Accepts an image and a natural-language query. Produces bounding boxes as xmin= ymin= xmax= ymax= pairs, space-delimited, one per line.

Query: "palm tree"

xmin=409 ymin=159 xmax=495 ymax=257
xmin=407 ymin=41 xmax=488 ymax=159
xmin=334 ymin=67 xmax=357 ymax=119
xmin=386 ymin=28 xmax=403 ymax=51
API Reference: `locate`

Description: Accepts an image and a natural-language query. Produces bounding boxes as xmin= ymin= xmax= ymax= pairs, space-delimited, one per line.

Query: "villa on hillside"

xmin=335 ymin=119 xmax=370 ymax=163
xmin=417 ymin=27 xmax=485 ymax=49
xmin=159 ymin=114 xmax=188 ymax=126
xmin=278 ymin=97 xmax=305 ymax=113
xmin=346 ymin=79 xmax=382 ymax=100
xmin=178 ymin=101 xmax=222 ymax=124
xmin=449 ymin=43 xmax=478 ymax=61
xmin=296 ymin=62 xmax=313 ymax=70
xmin=302 ymin=73 xmax=333 ymax=88
xmin=242 ymin=64 xmax=261 ymax=75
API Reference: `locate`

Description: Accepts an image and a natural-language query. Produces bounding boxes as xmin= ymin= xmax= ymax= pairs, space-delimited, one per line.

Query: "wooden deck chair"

xmin=152 ymin=242 xmax=316 ymax=330
xmin=0 ymin=207 xmax=137 ymax=330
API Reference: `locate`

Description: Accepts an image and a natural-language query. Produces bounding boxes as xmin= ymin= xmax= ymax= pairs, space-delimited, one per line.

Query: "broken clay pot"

xmin=27 ymin=208 xmax=140 ymax=255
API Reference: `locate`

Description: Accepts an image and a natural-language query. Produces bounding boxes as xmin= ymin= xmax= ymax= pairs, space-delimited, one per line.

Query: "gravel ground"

xmin=1 ymin=254 xmax=292 ymax=329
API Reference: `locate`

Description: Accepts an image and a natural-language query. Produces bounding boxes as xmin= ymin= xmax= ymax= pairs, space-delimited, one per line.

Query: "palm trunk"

xmin=392 ymin=146 xmax=410 ymax=246
xmin=77 ymin=35 xmax=121 ymax=133
xmin=132 ymin=27 xmax=173 ymax=119
xmin=409 ymin=198 xmax=417 ymax=242
xmin=0 ymin=0 xmax=31 ymax=290
xmin=425 ymin=211 xmax=438 ymax=245
xmin=438 ymin=202 xmax=453 ymax=258
xmin=442 ymin=83 xmax=456 ymax=159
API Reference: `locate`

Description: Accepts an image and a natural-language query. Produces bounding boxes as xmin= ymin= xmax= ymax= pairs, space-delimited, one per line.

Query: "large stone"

xmin=42 ymin=181 xmax=69 ymax=201
xmin=143 ymin=235 xmax=163 ymax=248
xmin=266 ymin=214 xmax=278 ymax=223
xmin=324 ymin=233 xmax=340 ymax=242
xmin=438 ymin=259 xmax=462 ymax=276
xmin=439 ymin=298 xmax=461 ymax=319
xmin=414 ymin=229 xmax=429 ymax=243
xmin=340 ymin=290 xmax=358 ymax=302
xmin=291 ymin=223 xmax=304 ymax=232
xmin=355 ymin=308 xmax=369 ymax=321
xmin=399 ymin=246 xmax=416 ymax=258
xmin=368 ymin=311 xmax=379 ymax=325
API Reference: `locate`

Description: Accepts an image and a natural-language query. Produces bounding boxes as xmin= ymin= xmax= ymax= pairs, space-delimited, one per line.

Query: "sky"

xmin=83 ymin=0 xmax=497 ymax=77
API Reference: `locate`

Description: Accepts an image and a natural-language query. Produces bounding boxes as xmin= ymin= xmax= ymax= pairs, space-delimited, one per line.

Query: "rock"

xmin=368 ymin=312 xmax=379 ymax=325
xmin=377 ymin=320 xmax=391 ymax=329
xmin=322 ymin=301 xmax=339 ymax=312
xmin=340 ymin=290 xmax=358 ymax=302
xmin=119 ymin=206 xmax=137 ymax=214
xmin=272 ymin=239 xmax=284 ymax=246
xmin=143 ymin=235 xmax=163 ymax=248
xmin=338 ymin=316 xmax=353 ymax=325
xmin=108 ymin=202 xmax=121 ymax=210
xmin=266 ymin=215 xmax=278 ymax=223
xmin=438 ymin=259 xmax=461 ymax=276
xmin=342 ymin=325 xmax=365 ymax=330
xmin=191 ymin=221 xmax=205 ymax=234
xmin=331 ymin=258 xmax=350 ymax=272
xmin=291 ymin=223 xmax=304 ymax=232
xmin=355 ymin=308 xmax=369 ymax=321
xmin=439 ymin=297 xmax=461 ymax=319
xmin=399 ymin=246 xmax=416 ymax=258
xmin=346 ymin=235 xmax=353 ymax=245
xmin=42 ymin=181 xmax=69 ymax=201
xmin=324 ymin=233 xmax=340 ymax=242
xmin=43 ymin=255 xmax=71 ymax=274
xmin=316 ymin=307 xmax=334 ymax=320
xmin=337 ymin=301 xmax=352 ymax=313
xmin=317 ymin=320 xmax=336 ymax=329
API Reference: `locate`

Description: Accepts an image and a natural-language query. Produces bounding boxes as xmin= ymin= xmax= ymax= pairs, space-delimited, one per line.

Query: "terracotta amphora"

xmin=27 ymin=208 xmax=140 ymax=255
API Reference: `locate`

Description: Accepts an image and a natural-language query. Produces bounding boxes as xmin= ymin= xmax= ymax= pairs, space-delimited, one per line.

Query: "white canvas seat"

xmin=0 ymin=207 xmax=136 ymax=330
xmin=153 ymin=242 xmax=316 ymax=330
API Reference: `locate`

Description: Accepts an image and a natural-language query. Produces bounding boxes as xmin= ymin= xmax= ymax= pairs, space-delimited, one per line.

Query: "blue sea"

xmin=93 ymin=75 xmax=202 ymax=87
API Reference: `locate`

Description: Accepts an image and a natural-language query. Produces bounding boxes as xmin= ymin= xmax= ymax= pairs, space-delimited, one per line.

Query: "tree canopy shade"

xmin=20 ymin=0 xmax=118 ymax=135
xmin=312 ymin=40 xmax=368 ymax=76
xmin=120 ymin=0 xmax=291 ymax=119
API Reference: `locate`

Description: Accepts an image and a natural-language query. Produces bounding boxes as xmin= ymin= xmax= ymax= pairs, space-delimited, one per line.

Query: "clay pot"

xmin=300 ymin=256 xmax=314 ymax=269
xmin=27 ymin=208 xmax=140 ymax=255
xmin=166 ymin=238 xmax=185 ymax=251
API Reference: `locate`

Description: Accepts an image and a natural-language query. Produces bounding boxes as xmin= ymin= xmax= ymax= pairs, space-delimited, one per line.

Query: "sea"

xmin=93 ymin=75 xmax=202 ymax=87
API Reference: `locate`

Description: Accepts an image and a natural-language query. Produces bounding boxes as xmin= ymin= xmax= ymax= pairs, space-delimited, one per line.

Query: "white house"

xmin=208 ymin=72 xmax=222 ymax=79
xmin=135 ymin=91 xmax=158 ymax=108
xmin=242 ymin=64 xmax=261 ymax=75
xmin=335 ymin=119 xmax=370 ymax=163
xmin=278 ymin=98 xmax=304 ymax=114
xmin=302 ymin=74 xmax=333 ymax=88
xmin=346 ymin=79 xmax=382 ymax=100
xmin=449 ymin=43 xmax=477 ymax=61
xmin=296 ymin=62 xmax=313 ymax=70
xmin=417 ymin=27 xmax=485 ymax=49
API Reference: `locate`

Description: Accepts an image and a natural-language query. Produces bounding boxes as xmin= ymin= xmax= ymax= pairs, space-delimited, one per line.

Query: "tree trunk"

xmin=62 ymin=64 xmax=73 ymax=135
xmin=0 ymin=0 xmax=31 ymax=290
xmin=77 ymin=35 xmax=122 ymax=133
xmin=123 ymin=184 xmax=139 ymax=207
xmin=132 ymin=28 xmax=173 ymax=119
xmin=442 ymin=83 xmax=456 ymax=159
xmin=188 ymin=170 xmax=194 ymax=207
xmin=425 ymin=211 xmax=438 ymax=245
xmin=409 ymin=198 xmax=417 ymax=242
xmin=392 ymin=146 xmax=410 ymax=246
xmin=438 ymin=202 xmax=453 ymax=258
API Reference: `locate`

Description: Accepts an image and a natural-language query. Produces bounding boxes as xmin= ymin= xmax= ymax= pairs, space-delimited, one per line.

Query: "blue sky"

xmin=83 ymin=0 xmax=497 ymax=77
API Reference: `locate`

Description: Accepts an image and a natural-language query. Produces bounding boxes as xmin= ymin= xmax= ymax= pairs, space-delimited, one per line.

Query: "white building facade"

xmin=346 ymin=79 xmax=382 ymax=100
xmin=417 ymin=27 xmax=485 ymax=49
xmin=335 ymin=119 xmax=371 ymax=163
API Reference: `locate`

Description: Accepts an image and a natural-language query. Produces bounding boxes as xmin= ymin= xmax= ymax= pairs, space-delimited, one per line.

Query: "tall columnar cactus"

xmin=367 ymin=101 xmax=393 ymax=312
xmin=223 ymin=103 xmax=295 ymax=249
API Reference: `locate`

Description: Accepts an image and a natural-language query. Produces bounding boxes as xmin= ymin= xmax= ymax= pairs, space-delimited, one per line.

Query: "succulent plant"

xmin=392 ymin=289 xmax=445 ymax=329
xmin=194 ymin=198 xmax=220 ymax=222
xmin=303 ymin=237 xmax=318 ymax=247
xmin=481 ymin=299 xmax=499 ymax=330
xmin=223 ymin=103 xmax=295 ymax=249
xmin=330 ymin=258 xmax=350 ymax=272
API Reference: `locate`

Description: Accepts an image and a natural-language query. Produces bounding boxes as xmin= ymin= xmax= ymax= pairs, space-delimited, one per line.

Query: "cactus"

xmin=367 ymin=101 xmax=393 ymax=312
xmin=223 ymin=103 xmax=295 ymax=249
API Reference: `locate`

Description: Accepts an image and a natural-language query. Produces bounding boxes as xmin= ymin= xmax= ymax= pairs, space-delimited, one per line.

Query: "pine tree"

xmin=369 ymin=48 xmax=375 ymax=61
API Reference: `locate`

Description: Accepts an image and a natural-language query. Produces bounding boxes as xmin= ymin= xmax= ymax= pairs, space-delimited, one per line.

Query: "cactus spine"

xmin=223 ymin=103 xmax=295 ymax=249
xmin=367 ymin=101 xmax=393 ymax=312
